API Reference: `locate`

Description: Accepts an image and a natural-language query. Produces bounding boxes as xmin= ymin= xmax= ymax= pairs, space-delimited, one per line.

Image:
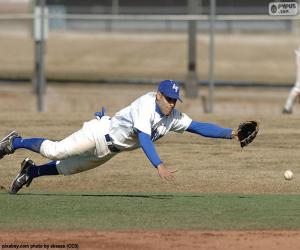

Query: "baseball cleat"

xmin=9 ymin=158 xmax=34 ymax=194
xmin=282 ymin=108 xmax=292 ymax=114
xmin=0 ymin=131 xmax=21 ymax=159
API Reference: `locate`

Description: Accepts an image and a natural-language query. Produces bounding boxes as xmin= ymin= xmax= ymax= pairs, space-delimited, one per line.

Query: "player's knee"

xmin=40 ymin=140 xmax=68 ymax=160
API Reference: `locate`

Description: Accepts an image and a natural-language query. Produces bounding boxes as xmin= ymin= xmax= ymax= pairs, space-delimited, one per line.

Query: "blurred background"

xmin=0 ymin=0 xmax=299 ymax=114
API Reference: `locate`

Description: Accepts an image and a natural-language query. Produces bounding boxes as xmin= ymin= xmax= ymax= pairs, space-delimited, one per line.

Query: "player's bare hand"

xmin=231 ymin=130 xmax=239 ymax=140
xmin=157 ymin=163 xmax=177 ymax=183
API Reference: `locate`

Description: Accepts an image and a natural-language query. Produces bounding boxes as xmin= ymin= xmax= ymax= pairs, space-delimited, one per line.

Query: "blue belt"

xmin=105 ymin=134 xmax=120 ymax=153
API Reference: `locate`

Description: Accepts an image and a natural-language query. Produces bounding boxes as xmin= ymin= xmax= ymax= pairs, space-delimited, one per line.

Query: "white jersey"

xmin=109 ymin=92 xmax=192 ymax=150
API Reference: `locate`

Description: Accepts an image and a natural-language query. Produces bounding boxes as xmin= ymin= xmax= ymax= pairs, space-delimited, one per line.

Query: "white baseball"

xmin=284 ymin=170 xmax=293 ymax=180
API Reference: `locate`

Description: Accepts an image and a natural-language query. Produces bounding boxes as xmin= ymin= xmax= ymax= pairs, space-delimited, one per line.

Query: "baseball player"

xmin=283 ymin=47 xmax=300 ymax=114
xmin=0 ymin=80 xmax=246 ymax=194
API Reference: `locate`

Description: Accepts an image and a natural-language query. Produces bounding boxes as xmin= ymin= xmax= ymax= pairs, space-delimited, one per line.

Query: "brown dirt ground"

xmin=1 ymin=230 xmax=300 ymax=250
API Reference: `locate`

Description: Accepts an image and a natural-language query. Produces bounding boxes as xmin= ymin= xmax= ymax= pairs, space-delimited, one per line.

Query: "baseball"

xmin=284 ymin=170 xmax=293 ymax=180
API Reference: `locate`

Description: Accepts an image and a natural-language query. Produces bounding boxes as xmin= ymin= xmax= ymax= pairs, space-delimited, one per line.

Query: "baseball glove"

xmin=237 ymin=120 xmax=259 ymax=148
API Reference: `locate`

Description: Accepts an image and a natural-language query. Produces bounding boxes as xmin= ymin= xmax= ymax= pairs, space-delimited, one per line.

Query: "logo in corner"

xmin=269 ymin=2 xmax=298 ymax=16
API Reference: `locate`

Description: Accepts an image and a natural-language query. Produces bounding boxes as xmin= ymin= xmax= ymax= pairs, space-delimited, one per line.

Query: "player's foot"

xmin=9 ymin=158 xmax=34 ymax=194
xmin=0 ymin=131 xmax=21 ymax=159
xmin=282 ymin=108 xmax=292 ymax=114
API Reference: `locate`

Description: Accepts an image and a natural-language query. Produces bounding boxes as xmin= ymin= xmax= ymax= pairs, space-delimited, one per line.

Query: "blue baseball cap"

xmin=157 ymin=80 xmax=182 ymax=102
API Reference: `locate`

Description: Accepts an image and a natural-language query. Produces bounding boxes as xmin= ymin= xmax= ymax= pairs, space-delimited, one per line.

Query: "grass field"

xmin=1 ymin=192 xmax=300 ymax=231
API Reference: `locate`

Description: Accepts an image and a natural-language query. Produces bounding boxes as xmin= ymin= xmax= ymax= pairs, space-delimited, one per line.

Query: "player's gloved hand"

xmin=235 ymin=120 xmax=259 ymax=148
xmin=94 ymin=107 xmax=106 ymax=119
xmin=157 ymin=163 xmax=177 ymax=182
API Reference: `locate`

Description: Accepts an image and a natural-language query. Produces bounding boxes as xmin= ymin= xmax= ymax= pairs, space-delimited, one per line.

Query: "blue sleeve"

xmin=137 ymin=130 xmax=162 ymax=168
xmin=186 ymin=120 xmax=232 ymax=139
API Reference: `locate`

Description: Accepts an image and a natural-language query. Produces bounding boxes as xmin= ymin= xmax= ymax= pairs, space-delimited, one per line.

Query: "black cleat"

xmin=0 ymin=131 xmax=21 ymax=159
xmin=282 ymin=108 xmax=292 ymax=114
xmin=9 ymin=158 xmax=34 ymax=194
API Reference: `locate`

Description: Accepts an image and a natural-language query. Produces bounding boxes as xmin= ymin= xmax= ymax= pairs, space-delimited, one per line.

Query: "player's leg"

xmin=55 ymin=153 xmax=115 ymax=175
xmin=283 ymin=48 xmax=300 ymax=113
xmin=283 ymin=83 xmax=300 ymax=113
xmin=0 ymin=131 xmax=43 ymax=159
xmin=296 ymin=47 xmax=300 ymax=84
xmin=9 ymin=158 xmax=59 ymax=194
xmin=9 ymin=153 xmax=115 ymax=194
xmin=0 ymin=119 xmax=107 ymax=161
xmin=0 ymin=130 xmax=54 ymax=160
xmin=283 ymin=48 xmax=300 ymax=114
xmin=40 ymin=119 xmax=110 ymax=160
xmin=0 ymin=128 xmax=93 ymax=160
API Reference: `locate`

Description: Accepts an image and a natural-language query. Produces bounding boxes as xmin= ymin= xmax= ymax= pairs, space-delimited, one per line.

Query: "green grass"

xmin=1 ymin=192 xmax=300 ymax=230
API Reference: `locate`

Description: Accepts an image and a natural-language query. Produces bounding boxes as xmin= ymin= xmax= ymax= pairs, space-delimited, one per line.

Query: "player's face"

xmin=156 ymin=92 xmax=177 ymax=115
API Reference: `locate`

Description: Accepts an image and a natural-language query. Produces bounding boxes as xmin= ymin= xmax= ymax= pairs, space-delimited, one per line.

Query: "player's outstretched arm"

xmin=157 ymin=163 xmax=177 ymax=182
xmin=137 ymin=130 xmax=177 ymax=182
xmin=186 ymin=120 xmax=258 ymax=147
xmin=186 ymin=120 xmax=232 ymax=139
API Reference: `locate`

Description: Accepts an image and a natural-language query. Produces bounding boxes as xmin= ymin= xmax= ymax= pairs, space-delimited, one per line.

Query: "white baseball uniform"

xmin=283 ymin=47 xmax=300 ymax=112
xmin=39 ymin=92 xmax=192 ymax=175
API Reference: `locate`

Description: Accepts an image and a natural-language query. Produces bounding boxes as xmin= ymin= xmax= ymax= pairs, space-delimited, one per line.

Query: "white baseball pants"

xmin=284 ymin=48 xmax=300 ymax=112
xmin=39 ymin=118 xmax=116 ymax=175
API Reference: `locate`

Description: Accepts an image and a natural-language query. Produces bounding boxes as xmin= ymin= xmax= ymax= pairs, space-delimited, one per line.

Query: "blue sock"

xmin=28 ymin=161 xmax=59 ymax=178
xmin=12 ymin=138 xmax=46 ymax=153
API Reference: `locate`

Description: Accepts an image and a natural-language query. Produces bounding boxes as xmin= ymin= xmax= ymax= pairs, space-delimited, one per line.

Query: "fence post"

xmin=207 ymin=0 xmax=216 ymax=113
xmin=186 ymin=0 xmax=199 ymax=98
xmin=33 ymin=0 xmax=48 ymax=112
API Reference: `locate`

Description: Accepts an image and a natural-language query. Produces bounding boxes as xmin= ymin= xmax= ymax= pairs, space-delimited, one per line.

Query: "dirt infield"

xmin=1 ymin=230 xmax=300 ymax=250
